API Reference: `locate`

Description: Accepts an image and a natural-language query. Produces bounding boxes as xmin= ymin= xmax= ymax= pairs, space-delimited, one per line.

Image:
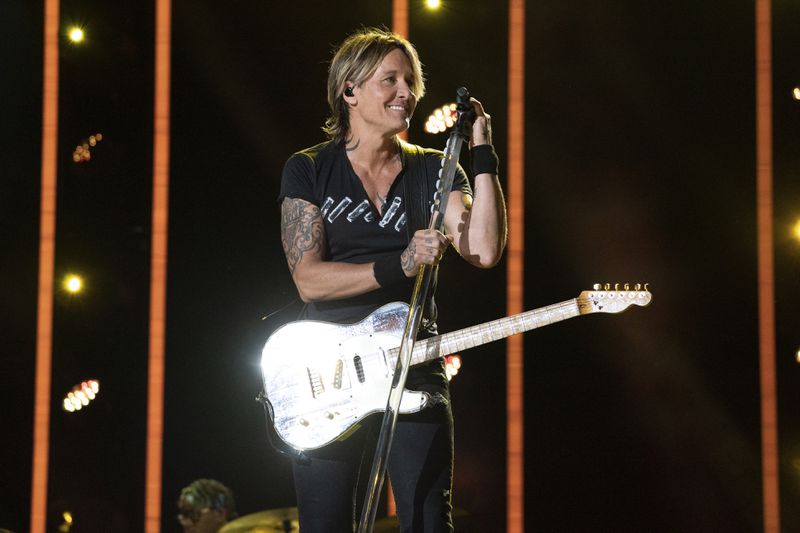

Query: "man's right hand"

xmin=400 ymin=229 xmax=454 ymax=277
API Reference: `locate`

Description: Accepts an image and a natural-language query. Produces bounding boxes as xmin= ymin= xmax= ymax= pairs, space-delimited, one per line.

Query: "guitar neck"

xmin=399 ymin=298 xmax=582 ymax=366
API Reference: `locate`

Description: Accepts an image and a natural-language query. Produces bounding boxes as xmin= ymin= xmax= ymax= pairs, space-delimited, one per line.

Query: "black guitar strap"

xmin=400 ymin=141 xmax=439 ymax=334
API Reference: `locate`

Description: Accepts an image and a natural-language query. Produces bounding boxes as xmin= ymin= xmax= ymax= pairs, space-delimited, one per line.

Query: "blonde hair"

xmin=324 ymin=28 xmax=426 ymax=144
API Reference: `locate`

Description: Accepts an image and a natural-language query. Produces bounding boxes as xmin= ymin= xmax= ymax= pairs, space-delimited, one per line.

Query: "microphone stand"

xmin=357 ymin=87 xmax=476 ymax=533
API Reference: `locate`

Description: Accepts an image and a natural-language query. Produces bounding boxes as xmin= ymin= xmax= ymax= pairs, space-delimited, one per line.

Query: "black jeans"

xmin=293 ymin=400 xmax=454 ymax=533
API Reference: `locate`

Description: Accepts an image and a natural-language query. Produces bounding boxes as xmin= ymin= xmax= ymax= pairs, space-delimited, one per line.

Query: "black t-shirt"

xmin=279 ymin=140 xmax=471 ymax=326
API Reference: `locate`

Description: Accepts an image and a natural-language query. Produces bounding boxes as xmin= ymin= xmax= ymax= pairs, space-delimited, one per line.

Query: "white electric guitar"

xmin=260 ymin=283 xmax=651 ymax=451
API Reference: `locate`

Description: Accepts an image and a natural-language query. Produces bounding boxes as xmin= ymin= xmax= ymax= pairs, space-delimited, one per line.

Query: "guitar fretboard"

xmin=386 ymin=298 xmax=582 ymax=367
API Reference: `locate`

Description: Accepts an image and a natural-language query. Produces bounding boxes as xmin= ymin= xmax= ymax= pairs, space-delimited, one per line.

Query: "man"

xmin=176 ymin=479 xmax=237 ymax=533
xmin=279 ymin=27 xmax=506 ymax=532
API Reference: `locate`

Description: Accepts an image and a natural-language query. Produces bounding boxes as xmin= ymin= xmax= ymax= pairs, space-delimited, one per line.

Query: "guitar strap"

xmin=400 ymin=141 xmax=439 ymax=334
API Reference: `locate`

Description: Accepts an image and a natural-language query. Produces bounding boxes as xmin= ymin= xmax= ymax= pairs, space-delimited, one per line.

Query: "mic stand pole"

xmin=357 ymin=87 xmax=476 ymax=533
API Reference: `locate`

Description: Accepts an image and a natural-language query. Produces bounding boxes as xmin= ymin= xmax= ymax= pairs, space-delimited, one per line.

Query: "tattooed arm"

xmin=282 ymin=198 xmax=452 ymax=300
xmin=281 ymin=197 xmax=381 ymax=302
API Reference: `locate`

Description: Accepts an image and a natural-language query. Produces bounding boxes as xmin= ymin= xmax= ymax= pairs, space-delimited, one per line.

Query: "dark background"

xmin=3 ymin=0 xmax=800 ymax=531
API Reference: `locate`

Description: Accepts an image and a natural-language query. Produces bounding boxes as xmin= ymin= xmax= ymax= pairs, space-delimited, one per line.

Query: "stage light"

xmin=68 ymin=27 xmax=85 ymax=43
xmin=445 ymin=355 xmax=461 ymax=381
xmin=793 ymin=219 xmax=800 ymax=241
xmin=58 ymin=511 xmax=73 ymax=533
xmin=425 ymin=0 xmax=442 ymax=9
xmin=72 ymin=132 xmax=103 ymax=163
xmin=425 ymin=103 xmax=457 ymax=134
xmin=63 ymin=379 xmax=100 ymax=413
xmin=796 ymin=347 xmax=800 ymax=363
xmin=793 ymin=87 xmax=800 ymax=100
xmin=64 ymin=274 xmax=83 ymax=294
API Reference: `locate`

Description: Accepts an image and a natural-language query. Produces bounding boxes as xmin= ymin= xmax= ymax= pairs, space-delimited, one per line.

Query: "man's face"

xmin=349 ymin=48 xmax=418 ymax=137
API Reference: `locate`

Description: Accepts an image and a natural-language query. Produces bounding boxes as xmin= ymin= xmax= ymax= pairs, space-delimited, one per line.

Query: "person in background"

xmin=176 ymin=479 xmax=237 ymax=533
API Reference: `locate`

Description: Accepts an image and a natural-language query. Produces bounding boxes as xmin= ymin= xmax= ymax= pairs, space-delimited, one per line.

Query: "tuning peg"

xmin=635 ymin=283 xmax=641 ymax=291
xmin=593 ymin=283 xmax=601 ymax=290
xmin=604 ymin=283 xmax=610 ymax=290
xmin=624 ymin=283 xmax=630 ymax=290
xmin=614 ymin=283 xmax=620 ymax=291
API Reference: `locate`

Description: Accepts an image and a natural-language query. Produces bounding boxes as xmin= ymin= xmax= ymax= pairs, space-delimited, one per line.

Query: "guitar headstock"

xmin=577 ymin=283 xmax=652 ymax=315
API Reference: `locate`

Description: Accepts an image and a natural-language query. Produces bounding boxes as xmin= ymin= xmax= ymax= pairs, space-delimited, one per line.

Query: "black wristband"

xmin=374 ymin=253 xmax=407 ymax=287
xmin=471 ymin=144 xmax=499 ymax=176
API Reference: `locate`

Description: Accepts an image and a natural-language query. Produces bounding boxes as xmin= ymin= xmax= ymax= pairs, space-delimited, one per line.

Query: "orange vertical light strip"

xmin=31 ymin=2 xmax=60 ymax=533
xmin=387 ymin=0 xmax=408 ymax=515
xmin=393 ymin=0 xmax=408 ymax=145
xmin=506 ymin=1 xmax=525 ymax=532
xmin=756 ymin=0 xmax=779 ymax=531
xmin=145 ymin=0 xmax=171 ymax=531
xmin=392 ymin=0 xmax=408 ymax=38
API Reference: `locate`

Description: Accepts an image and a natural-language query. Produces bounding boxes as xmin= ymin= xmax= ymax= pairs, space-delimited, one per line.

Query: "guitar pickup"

xmin=307 ymin=367 xmax=324 ymax=398
xmin=353 ymin=355 xmax=365 ymax=383
xmin=333 ymin=359 xmax=344 ymax=389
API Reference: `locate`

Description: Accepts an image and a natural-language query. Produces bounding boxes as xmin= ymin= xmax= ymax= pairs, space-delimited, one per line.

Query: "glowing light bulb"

xmin=444 ymin=355 xmax=462 ymax=381
xmin=425 ymin=103 xmax=458 ymax=135
xmin=64 ymin=275 xmax=83 ymax=293
xmin=68 ymin=27 xmax=85 ymax=43
xmin=63 ymin=379 xmax=100 ymax=413
xmin=425 ymin=0 xmax=442 ymax=9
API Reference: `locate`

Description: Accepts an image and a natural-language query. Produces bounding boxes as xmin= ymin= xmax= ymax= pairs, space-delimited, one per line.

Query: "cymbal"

xmin=219 ymin=507 xmax=299 ymax=533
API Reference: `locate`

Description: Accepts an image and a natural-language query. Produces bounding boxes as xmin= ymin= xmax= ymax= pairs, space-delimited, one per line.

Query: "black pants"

xmin=293 ymin=400 xmax=454 ymax=533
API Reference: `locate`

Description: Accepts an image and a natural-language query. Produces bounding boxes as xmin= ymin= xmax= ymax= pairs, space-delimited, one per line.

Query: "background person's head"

xmin=176 ymin=479 xmax=236 ymax=533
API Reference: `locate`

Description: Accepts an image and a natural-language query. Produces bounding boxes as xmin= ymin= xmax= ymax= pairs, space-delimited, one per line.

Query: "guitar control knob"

xmin=299 ymin=418 xmax=309 ymax=426
xmin=324 ymin=411 xmax=334 ymax=420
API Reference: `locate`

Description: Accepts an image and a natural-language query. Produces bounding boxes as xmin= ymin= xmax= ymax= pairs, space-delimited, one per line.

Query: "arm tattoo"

xmin=401 ymin=241 xmax=416 ymax=273
xmin=281 ymin=198 xmax=325 ymax=274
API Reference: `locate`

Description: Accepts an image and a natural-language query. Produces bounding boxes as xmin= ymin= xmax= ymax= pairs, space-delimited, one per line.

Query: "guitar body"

xmin=261 ymin=302 xmax=428 ymax=451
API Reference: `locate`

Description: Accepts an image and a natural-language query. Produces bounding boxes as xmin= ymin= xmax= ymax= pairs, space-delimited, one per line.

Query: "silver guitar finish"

xmin=261 ymin=302 xmax=428 ymax=451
